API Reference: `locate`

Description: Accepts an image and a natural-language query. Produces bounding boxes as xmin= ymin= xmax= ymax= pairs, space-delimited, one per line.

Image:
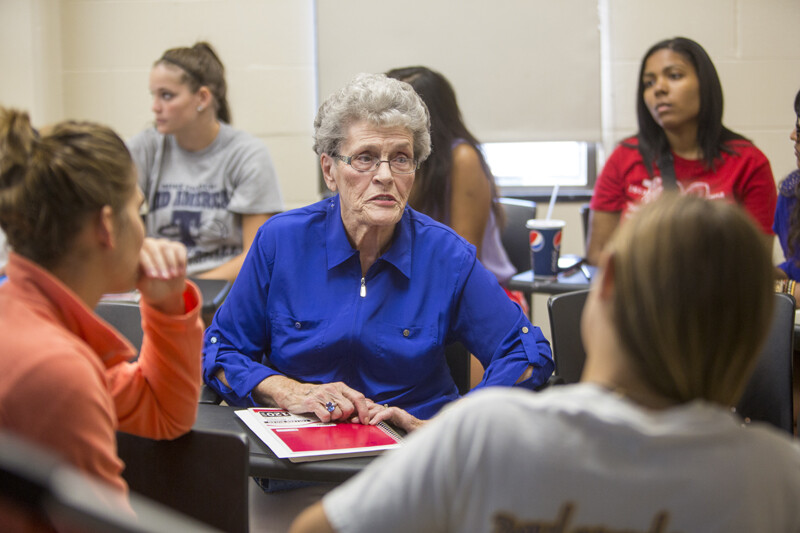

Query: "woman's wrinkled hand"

xmin=137 ymin=237 xmax=187 ymax=315
xmin=361 ymin=401 xmax=427 ymax=434
xmin=261 ymin=377 xmax=372 ymax=424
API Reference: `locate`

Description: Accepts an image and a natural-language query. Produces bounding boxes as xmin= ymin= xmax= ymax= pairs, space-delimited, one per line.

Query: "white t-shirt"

xmin=324 ymin=384 xmax=800 ymax=533
xmin=128 ymin=123 xmax=284 ymax=275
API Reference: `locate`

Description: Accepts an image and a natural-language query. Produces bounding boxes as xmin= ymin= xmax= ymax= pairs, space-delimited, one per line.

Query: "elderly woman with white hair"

xmin=202 ymin=73 xmax=553 ymax=431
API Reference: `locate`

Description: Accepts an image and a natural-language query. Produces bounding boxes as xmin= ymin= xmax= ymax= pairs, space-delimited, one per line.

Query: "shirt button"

xmin=295 ymin=322 xmax=302 ymax=329
xmin=521 ymin=326 xmax=529 ymax=334
xmin=210 ymin=336 xmax=217 ymax=344
xmin=403 ymin=329 xmax=410 ymax=337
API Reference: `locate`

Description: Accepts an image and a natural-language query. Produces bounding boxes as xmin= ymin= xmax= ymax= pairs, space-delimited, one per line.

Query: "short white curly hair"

xmin=313 ymin=73 xmax=431 ymax=162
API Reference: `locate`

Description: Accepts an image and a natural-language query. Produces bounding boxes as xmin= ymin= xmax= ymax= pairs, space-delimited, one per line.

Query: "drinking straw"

xmin=545 ymin=184 xmax=559 ymax=221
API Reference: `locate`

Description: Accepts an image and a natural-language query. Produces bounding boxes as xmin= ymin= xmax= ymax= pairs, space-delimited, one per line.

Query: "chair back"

xmin=498 ymin=197 xmax=537 ymax=274
xmin=445 ymin=342 xmax=471 ymax=395
xmin=579 ymin=202 xmax=590 ymax=252
xmin=192 ymin=278 xmax=232 ymax=325
xmin=735 ymin=292 xmax=795 ymax=434
xmin=548 ymin=290 xmax=796 ymax=434
xmin=117 ymin=428 xmax=250 ymax=533
xmin=96 ymin=301 xmax=143 ymax=352
xmin=0 ymin=432 xmax=219 ymax=533
xmin=547 ymin=290 xmax=589 ymax=384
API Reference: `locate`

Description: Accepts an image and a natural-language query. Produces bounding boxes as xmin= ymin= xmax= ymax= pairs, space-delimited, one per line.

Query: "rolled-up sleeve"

xmin=202 ymin=226 xmax=282 ymax=406
xmin=110 ymin=281 xmax=204 ymax=439
xmin=451 ymin=255 xmax=553 ymax=391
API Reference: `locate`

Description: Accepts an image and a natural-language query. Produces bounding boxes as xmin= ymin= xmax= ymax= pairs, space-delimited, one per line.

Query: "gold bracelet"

xmin=789 ymin=280 xmax=796 ymax=296
xmin=775 ymin=279 xmax=788 ymax=293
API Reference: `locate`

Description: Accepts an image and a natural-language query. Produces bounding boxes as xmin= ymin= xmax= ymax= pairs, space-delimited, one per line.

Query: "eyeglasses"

xmin=334 ymin=154 xmax=419 ymax=174
xmin=795 ymin=115 xmax=800 ymax=137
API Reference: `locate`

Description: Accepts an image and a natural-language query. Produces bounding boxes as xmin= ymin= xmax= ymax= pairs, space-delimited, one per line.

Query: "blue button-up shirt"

xmin=203 ymin=196 xmax=553 ymax=419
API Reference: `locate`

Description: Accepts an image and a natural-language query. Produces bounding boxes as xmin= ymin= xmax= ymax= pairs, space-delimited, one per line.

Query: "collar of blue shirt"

xmin=324 ymin=195 xmax=412 ymax=279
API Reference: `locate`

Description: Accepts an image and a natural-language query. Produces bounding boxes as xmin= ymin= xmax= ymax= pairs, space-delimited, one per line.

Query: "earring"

xmin=197 ymin=106 xmax=204 ymax=112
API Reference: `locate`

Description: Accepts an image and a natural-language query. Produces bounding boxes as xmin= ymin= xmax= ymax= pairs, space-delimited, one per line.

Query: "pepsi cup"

xmin=525 ymin=219 xmax=565 ymax=278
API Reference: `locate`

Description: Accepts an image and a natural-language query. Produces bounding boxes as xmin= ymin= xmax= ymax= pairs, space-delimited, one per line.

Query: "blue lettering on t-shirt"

xmin=160 ymin=210 xmax=203 ymax=247
xmin=171 ymin=189 xmax=230 ymax=209
xmin=153 ymin=191 xmax=171 ymax=210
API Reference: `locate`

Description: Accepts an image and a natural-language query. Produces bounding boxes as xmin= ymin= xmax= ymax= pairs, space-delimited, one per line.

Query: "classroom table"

xmin=506 ymin=254 xmax=593 ymax=298
xmin=508 ymin=269 xmax=591 ymax=296
xmin=191 ymin=403 xmax=376 ymax=483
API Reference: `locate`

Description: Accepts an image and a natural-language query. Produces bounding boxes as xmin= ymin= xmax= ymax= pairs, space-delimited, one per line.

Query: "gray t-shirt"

xmin=128 ymin=123 xmax=283 ymax=275
xmin=325 ymin=384 xmax=800 ymax=532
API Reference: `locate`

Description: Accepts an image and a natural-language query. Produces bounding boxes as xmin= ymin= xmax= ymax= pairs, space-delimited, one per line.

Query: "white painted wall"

xmin=318 ymin=0 xmax=602 ymax=143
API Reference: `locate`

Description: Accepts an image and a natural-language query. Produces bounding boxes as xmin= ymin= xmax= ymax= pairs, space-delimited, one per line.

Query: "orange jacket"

xmin=0 ymin=253 xmax=203 ymax=501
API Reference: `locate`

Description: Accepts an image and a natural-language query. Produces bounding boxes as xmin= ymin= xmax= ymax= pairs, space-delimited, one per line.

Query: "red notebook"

xmin=235 ymin=408 xmax=403 ymax=463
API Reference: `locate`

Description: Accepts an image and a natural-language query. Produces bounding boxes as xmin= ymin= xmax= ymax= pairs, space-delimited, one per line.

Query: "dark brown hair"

xmin=386 ymin=66 xmax=503 ymax=226
xmin=157 ymin=41 xmax=231 ymax=124
xmin=631 ymin=37 xmax=747 ymax=175
xmin=0 ymin=107 xmax=134 ymax=268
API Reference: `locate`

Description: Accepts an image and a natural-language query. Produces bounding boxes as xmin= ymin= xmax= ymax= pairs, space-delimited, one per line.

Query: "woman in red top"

xmin=0 ymin=108 xmax=204 ymax=530
xmin=587 ymin=37 xmax=776 ymax=265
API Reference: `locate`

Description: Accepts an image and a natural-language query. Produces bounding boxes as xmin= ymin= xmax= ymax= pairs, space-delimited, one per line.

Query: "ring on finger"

xmin=325 ymin=401 xmax=336 ymax=413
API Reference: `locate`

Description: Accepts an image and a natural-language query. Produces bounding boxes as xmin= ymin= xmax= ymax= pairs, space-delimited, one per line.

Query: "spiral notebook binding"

xmin=377 ymin=422 xmax=405 ymax=441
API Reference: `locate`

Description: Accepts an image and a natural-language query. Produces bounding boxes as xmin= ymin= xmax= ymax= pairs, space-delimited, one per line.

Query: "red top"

xmin=0 ymin=253 xmax=203 ymax=529
xmin=590 ymin=138 xmax=777 ymax=234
